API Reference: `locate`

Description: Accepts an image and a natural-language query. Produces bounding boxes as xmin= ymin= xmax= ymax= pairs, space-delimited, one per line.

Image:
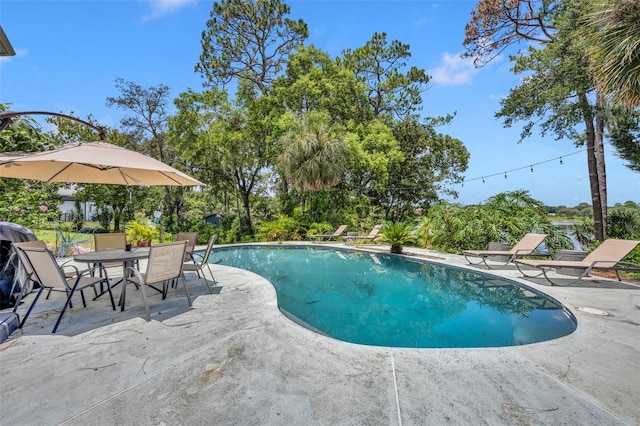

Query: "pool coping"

xmin=0 ymin=242 xmax=638 ymax=425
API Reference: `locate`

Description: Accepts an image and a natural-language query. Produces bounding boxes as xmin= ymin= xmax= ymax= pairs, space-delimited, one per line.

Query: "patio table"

xmin=74 ymin=247 xmax=150 ymax=311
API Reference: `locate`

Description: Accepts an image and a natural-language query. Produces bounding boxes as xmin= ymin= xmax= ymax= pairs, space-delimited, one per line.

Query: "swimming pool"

xmin=209 ymin=245 xmax=577 ymax=348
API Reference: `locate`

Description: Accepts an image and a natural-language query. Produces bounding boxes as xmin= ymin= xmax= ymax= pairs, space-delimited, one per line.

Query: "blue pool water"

xmin=209 ymin=245 xmax=576 ymax=348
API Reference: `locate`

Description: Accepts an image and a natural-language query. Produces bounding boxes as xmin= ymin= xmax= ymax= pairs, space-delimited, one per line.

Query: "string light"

xmin=461 ymin=148 xmax=585 ymax=184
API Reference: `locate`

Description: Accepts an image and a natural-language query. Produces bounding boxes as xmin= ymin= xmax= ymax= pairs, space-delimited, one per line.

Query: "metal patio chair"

xmin=182 ymin=234 xmax=218 ymax=293
xmin=124 ymin=240 xmax=191 ymax=321
xmin=177 ymin=231 xmax=198 ymax=261
xmin=14 ymin=246 xmax=115 ymax=333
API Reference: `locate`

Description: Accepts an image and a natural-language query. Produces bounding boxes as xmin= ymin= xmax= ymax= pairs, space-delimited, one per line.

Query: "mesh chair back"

xmin=177 ymin=232 xmax=197 ymax=251
xmin=198 ymin=235 xmax=218 ymax=266
xmin=18 ymin=247 xmax=68 ymax=291
xmin=583 ymin=239 xmax=640 ymax=268
xmin=366 ymin=225 xmax=383 ymax=239
xmin=332 ymin=225 xmax=348 ymax=237
xmin=95 ymin=233 xmax=126 ymax=251
xmin=511 ymin=233 xmax=548 ymax=254
xmin=145 ymin=241 xmax=187 ymax=284
xmin=12 ymin=241 xmax=48 ymax=279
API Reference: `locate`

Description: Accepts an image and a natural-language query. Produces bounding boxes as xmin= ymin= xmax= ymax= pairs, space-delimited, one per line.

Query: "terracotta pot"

xmin=136 ymin=240 xmax=151 ymax=247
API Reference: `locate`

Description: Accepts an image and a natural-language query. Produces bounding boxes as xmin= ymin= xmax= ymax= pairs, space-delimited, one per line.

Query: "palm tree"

xmin=279 ymin=111 xmax=350 ymax=192
xmin=586 ymin=0 xmax=640 ymax=109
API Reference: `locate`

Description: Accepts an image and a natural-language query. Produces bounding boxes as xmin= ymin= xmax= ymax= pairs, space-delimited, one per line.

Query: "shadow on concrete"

xmin=4 ymin=275 xmax=221 ymax=337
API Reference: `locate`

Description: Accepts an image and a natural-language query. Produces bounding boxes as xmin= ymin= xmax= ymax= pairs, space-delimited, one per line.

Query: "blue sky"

xmin=1 ymin=0 xmax=638 ymax=207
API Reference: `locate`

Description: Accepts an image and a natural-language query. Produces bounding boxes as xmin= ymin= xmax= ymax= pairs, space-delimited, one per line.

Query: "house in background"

xmin=57 ymin=185 xmax=96 ymax=221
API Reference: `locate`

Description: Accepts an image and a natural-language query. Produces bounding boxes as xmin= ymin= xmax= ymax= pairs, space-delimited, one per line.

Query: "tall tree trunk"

xmin=234 ymin=188 xmax=242 ymax=237
xmin=594 ymin=94 xmax=608 ymax=239
xmin=240 ymin=190 xmax=253 ymax=235
xmin=579 ymin=93 xmax=606 ymax=242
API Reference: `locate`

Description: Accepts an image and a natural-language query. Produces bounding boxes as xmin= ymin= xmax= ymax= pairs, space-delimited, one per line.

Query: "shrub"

xmin=125 ymin=221 xmax=159 ymax=246
xmin=256 ymin=215 xmax=306 ymax=242
xmin=421 ymin=191 xmax=573 ymax=254
xmin=378 ymin=222 xmax=417 ymax=254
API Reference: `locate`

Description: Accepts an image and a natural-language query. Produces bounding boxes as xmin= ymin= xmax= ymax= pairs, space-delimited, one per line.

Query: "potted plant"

xmin=378 ymin=223 xmax=417 ymax=254
xmin=125 ymin=221 xmax=159 ymax=247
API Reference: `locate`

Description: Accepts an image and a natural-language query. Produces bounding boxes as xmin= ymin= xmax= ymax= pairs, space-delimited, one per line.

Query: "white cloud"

xmin=142 ymin=0 xmax=196 ymax=22
xmin=428 ymin=52 xmax=477 ymax=87
xmin=413 ymin=16 xmax=428 ymax=30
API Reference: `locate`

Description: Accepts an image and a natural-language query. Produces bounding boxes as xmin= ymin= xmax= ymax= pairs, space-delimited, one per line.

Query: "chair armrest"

xmin=126 ymin=266 xmax=145 ymax=285
xmin=60 ymin=263 xmax=80 ymax=276
xmin=63 ymin=262 xmax=108 ymax=278
xmin=191 ymin=252 xmax=205 ymax=262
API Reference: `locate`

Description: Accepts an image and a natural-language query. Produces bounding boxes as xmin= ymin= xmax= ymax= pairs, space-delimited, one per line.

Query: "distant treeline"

xmin=547 ymin=201 xmax=638 ymax=218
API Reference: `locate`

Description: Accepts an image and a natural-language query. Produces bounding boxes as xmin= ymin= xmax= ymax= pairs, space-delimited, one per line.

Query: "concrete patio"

xmin=0 ymin=243 xmax=638 ymax=425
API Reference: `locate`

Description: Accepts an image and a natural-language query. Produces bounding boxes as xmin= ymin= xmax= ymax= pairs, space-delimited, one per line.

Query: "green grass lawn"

xmin=34 ymin=222 xmax=102 ymax=245
xmin=34 ymin=223 xmax=166 ymax=255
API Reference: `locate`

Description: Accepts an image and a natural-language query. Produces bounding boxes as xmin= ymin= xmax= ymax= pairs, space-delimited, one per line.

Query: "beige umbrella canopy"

xmin=0 ymin=141 xmax=204 ymax=186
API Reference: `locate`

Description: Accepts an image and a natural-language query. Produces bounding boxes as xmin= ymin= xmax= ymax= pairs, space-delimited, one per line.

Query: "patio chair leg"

xmin=515 ymin=262 xmax=545 ymax=279
xmin=53 ymin=287 xmax=78 ymax=334
xmin=103 ymin=279 xmax=116 ymax=311
xmin=139 ymin=283 xmax=151 ymax=321
xmin=162 ymin=280 xmax=169 ymax=300
xmin=204 ymin=264 xmax=217 ymax=293
xmin=535 ymin=267 xmax=586 ymax=287
xmin=180 ymin=275 xmax=192 ymax=307
xmin=18 ymin=287 xmax=44 ymax=328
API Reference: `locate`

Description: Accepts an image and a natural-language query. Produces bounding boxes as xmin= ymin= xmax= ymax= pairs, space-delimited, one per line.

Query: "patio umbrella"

xmin=0 ymin=141 xmax=205 ymax=186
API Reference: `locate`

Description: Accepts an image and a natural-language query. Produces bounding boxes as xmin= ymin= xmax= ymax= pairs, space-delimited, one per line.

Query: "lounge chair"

xmin=463 ymin=233 xmax=548 ymax=269
xmin=14 ymin=246 xmax=115 ymax=333
xmin=309 ymin=225 xmax=348 ymax=242
xmin=182 ymin=234 xmax=217 ymax=293
xmin=515 ymin=238 xmax=640 ymax=286
xmin=344 ymin=224 xmax=382 ymax=245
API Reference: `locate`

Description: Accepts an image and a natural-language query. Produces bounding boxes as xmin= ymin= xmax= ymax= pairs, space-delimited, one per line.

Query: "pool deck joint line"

xmin=391 ymin=351 xmax=403 ymax=426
